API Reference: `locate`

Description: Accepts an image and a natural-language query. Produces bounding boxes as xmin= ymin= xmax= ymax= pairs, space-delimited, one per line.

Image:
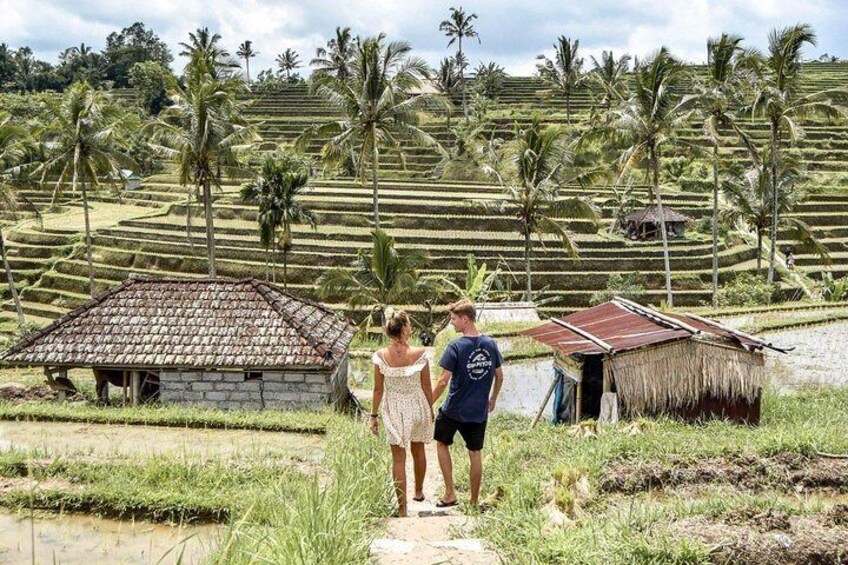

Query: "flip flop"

xmin=435 ymin=499 xmax=459 ymax=508
xmin=412 ymin=495 xmax=425 ymax=502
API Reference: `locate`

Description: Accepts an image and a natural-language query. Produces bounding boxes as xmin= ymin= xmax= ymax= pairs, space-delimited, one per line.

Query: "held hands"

xmin=369 ymin=415 xmax=379 ymax=436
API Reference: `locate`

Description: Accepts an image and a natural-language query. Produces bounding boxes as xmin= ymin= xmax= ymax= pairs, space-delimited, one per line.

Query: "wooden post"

xmin=575 ymin=380 xmax=583 ymax=422
xmin=530 ymin=373 xmax=559 ymax=429
xmin=122 ymin=371 xmax=128 ymax=404
xmin=131 ymin=371 xmax=140 ymax=406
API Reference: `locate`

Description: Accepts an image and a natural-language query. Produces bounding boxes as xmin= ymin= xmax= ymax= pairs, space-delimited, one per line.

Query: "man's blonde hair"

xmin=448 ymin=299 xmax=476 ymax=322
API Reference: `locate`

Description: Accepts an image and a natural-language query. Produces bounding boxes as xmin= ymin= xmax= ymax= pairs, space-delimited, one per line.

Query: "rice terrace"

xmin=1 ymin=2 xmax=848 ymax=563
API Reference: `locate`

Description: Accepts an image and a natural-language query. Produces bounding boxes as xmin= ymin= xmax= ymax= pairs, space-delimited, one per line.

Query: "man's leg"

xmin=410 ymin=441 xmax=426 ymax=500
xmin=468 ymin=449 xmax=483 ymax=506
xmin=436 ymin=441 xmax=457 ymax=503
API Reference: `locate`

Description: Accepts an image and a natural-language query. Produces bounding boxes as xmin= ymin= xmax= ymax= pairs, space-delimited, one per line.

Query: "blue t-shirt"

xmin=439 ymin=335 xmax=503 ymax=423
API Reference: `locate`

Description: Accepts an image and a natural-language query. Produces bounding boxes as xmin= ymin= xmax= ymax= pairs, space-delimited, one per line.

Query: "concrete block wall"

xmin=159 ymin=368 xmax=340 ymax=410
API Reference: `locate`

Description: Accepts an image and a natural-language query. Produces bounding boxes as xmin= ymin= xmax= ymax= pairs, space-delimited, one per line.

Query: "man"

xmin=431 ymin=299 xmax=504 ymax=509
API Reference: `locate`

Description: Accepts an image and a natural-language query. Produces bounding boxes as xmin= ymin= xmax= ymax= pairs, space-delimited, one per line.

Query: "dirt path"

xmin=369 ymin=442 xmax=500 ymax=564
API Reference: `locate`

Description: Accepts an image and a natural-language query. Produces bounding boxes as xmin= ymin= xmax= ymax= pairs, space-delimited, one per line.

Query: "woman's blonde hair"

xmin=384 ymin=307 xmax=411 ymax=340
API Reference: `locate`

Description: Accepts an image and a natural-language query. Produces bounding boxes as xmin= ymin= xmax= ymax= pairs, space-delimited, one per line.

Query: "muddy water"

xmin=0 ymin=511 xmax=217 ymax=564
xmin=0 ymin=421 xmax=324 ymax=463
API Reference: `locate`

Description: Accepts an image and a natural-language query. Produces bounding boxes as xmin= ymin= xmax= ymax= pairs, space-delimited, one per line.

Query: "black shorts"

xmin=434 ymin=410 xmax=487 ymax=451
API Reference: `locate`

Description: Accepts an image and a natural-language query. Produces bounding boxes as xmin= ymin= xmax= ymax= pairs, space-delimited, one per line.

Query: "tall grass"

xmin=469 ymin=386 xmax=848 ymax=563
xmin=207 ymin=418 xmax=392 ymax=564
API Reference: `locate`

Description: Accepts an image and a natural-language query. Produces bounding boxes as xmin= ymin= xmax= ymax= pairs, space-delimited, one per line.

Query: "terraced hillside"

xmin=2 ymin=63 xmax=848 ymax=328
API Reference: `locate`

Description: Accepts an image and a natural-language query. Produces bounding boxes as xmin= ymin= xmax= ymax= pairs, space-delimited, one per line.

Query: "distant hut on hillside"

xmin=625 ymin=205 xmax=691 ymax=240
xmin=522 ymin=298 xmax=788 ymax=425
xmin=1 ymin=277 xmax=355 ymax=411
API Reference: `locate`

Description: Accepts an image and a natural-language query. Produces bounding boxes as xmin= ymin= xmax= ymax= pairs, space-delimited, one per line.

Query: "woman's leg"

xmin=390 ymin=444 xmax=408 ymax=516
xmin=410 ymin=442 xmax=426 ymax=500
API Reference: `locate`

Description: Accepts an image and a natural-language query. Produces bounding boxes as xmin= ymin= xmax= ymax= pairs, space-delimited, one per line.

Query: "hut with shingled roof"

xmin=1 ymin=277 xmax=356 ymax=411
xmin=522 ymin=297 xmax=789 ymax=425
xmin=624 ymin=205 xmax=691 ymax=240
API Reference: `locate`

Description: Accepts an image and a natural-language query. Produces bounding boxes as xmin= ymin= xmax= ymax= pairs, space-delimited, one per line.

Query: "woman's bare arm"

xmin=420 ymin=361 xmax=434 ymax=410
xmin=370 ymin=357 xmax=385 ymax=434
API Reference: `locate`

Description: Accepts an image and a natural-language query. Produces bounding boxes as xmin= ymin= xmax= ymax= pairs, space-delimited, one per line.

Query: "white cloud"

xmin=0 ymin=0 xmax=844 ymax=74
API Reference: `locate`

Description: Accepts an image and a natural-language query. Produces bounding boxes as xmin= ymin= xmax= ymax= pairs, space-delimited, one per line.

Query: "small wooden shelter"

xmin=522 ymin=298 xmax=788 ymax=425
xmin=1 ymin=277 xmax=356 ymax=411
xmin=625 ymin=205 xmax=691 ymax=240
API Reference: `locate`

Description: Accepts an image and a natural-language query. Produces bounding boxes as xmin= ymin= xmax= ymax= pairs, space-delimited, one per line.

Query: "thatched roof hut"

xmin=1 ymin=277 xmax=356 ymax=410
xmin=522 ymin=298 xmax=788 ymax=424
xmin=625 ymin=205 xmax=691 ymax=240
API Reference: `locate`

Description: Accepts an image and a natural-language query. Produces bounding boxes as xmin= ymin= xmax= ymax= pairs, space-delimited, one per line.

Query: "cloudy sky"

xmin=2 ymin=0 xmax=846 ymax=75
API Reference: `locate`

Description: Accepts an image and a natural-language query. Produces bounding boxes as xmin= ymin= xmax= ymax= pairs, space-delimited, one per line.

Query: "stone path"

xmin=369 ymin=442 xmax=500 ymax=564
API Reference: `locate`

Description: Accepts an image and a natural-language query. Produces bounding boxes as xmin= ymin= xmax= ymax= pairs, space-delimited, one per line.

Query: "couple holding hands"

xmin=370 ymin=299 xmax=504 ymax=517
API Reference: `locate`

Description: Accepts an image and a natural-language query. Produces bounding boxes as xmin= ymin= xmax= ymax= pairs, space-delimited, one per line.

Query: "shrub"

xmin=127 ymin=61 xmax=173 ymax=115
xmin=715 ymin=272 xmax=779 ymax=307
xmin=820 ymin=272 xmax=848 ymax=302
xmin=589 ymin=272 xmax=646 ymax=305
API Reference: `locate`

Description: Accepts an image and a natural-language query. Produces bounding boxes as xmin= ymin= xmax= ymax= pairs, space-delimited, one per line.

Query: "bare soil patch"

xmin=600 ymin=452 xmax=848 ymax=494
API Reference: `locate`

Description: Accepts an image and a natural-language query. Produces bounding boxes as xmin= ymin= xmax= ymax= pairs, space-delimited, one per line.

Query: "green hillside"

xmin=2 ymin=63 xmax=848 ymax=329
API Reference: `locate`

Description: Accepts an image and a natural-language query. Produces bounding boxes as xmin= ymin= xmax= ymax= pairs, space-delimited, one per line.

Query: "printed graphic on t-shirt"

xmin=466 ymin=347 xmax=493 ymax=380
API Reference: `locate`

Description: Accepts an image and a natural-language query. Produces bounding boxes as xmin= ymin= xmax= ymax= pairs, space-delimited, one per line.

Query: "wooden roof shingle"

xmin=1 ymin=277 xmax=356 ymax=370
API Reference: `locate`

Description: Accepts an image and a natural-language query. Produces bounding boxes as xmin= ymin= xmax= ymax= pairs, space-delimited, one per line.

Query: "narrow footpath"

xmin=369 ymin=442 xmax=500 ymax=564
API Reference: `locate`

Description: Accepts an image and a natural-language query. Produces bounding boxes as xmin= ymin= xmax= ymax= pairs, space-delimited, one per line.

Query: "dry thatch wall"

xmin=604 ymin=339 xmax=764 ymax=415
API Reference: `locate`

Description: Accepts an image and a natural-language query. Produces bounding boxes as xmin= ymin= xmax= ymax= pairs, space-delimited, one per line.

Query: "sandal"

xmin=412 ymin=495 xmax=425 ymax=502
xmin=435 ymin=499 xmax=459 ymax=508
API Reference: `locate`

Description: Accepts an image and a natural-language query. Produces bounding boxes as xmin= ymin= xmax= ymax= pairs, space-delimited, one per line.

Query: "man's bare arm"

xmin=488 ymin=366 xmax=504 ymax=412
xmin=431 ymin=369 xmax=452 ymax=404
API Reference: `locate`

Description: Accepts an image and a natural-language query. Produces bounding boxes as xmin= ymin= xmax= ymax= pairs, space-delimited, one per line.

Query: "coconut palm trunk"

xmin=371 ymin=126 xmax=381 ymax=229
xmin=0 ymin=228 xmax=24 ymax=325
xmin=459 ymin=36 xmax=468 ymax=123
xmin=711 ymin=144 xmax=719 ymax=305
xmin=767 ymin=121 xmax=779 ymax=285
xmin=524 ymin=225 xmax=532 ymax=302
xmin=650 ymin=143 xmax=674 ymax=307
xmin=72 ymin=144 xmax=96 ymax=297
xmin=202 ymin=177 xmax=217 ymax=277
xmin=80 ymin=177 xmax=96 ymax=297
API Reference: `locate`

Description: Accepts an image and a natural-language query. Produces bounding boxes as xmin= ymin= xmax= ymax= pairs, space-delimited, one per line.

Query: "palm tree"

xmin=537 ymin=37 xmax=585 ymax=125
xmin=179 ymin=27 xmax=237 ymax=79
xmin=601 ymin=181 xmax=643 ymax=235
xmin=34 ymin=83 xmax=134 ymax=297
xmin=296 ymin=35 xmax=446 ymax=229
xmin=311 ymin=27 xmax=354 ymax=81
xmin=473 ymin=61 xmax=507 ymax=100
xmin=613 ymin=48 xmax=697 ymax=307
xmin=149 ymin=75 xmax=257 ymax=277
xmin=276 ymin=49 xmax=301 ymax=81
xmin=318 ymin=229 xmax=427 ymax=327
xmin=0 ymin=112 xmax=30 ymax=324
xmin=722 ymin=153 xmax=829 ymax=271
xmin=588 ymin=51 xmax=631 ymax=119
xmin=439 ymin=6 xmax=479 ymax=122
xmin=442 ymin=254 xmax=502 ymax=303
xmin=748 ymin=24 xmax=846 ymax=284
xmin=236 ymin=40 xmax=259 ymax=86
xmin=434 ymin=57 xmax=462 ymax=131
xmin=240 ymin=154 xmax=317 ymax=287
xmin=483 ymin=116 xmax=602 ymax=301
xmin=696 ymin=33 xmax=755 ymax=305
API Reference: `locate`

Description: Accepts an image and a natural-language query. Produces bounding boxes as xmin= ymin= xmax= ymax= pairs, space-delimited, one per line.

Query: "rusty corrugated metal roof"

xmin=522 ymin=299 xmax=786 ymax=357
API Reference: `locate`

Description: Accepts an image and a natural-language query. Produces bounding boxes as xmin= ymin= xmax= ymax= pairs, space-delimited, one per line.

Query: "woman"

xmin=370 ymin=309 xmax=435 ymax=517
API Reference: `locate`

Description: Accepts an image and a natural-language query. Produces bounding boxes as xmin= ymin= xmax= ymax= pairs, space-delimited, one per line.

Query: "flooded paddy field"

xmin=0 ymin=510 xmax=217 ymax=564
xmin=0 ymin=420 xmax=325 ymax=463
xmin=762 ymin=321 xmax=848 ymax=390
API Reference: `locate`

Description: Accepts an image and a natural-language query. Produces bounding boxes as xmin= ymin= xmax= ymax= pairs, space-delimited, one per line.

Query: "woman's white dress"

xmin=372 ymin=350 xmax=433 ymax=446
